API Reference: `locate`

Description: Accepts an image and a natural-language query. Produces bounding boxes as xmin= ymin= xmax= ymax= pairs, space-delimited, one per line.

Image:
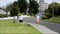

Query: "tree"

xmin=0 ymin=7 xmax=9 ymax=17
xmin=48 ymin=2 xmax=60 ymax=16
xmin=6 ymin=1 xmax=19 ymax=16
xmin=6 ymin=3 xmax=14 ymax=11
xmin=57 ymin=4 xmax=60 ymax=16
xmin=44 ymin=2 xmax=60 ymax=19
xmin=45 ymin=9 xmax=50 ymax=13
xmin=28 ymin=0 xmax=39 ymax=16
xmin=10 ymin=1 xmax=18 ymax=16
xmin=10 ymin=7 xmax=18 ymax=16
xmin=18 ymin=0 xmax=28 ymax=13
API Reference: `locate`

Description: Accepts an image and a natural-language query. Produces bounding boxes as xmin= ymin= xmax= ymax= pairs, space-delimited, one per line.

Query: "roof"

xmin=0 ymin=9 xmax=6 ymax=14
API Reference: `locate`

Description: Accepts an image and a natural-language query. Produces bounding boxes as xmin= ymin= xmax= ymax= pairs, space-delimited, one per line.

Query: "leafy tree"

xmin=57 ymin=4 xmax=60 ymax=16
xmin=0 ymin=7 xmax=8 ymax=17
xmin=6 ymin=1 xmax=19 ymax=16
xmin=45 ymin=9 xmax=50 ymax=13
xmin=10 ymin=1 xmax=18 ymax=16
xmin=28 ymin=0 xmax=39 ymax=16
xmin=6 ymin=1 xmax=18 ymax=11
xmin=44 ymin=2 xmax=60 ymax=19
xmin=48 ymin=2 xmax=60 ymax=16
xmin=6 ymin=3 xmax=14 ymax=11
xmin=18 ymin=0 xmax=28 ymax=13
xmin=10 ymin=7 xmax=18 ymax=16
xmin=43 ymin=9 xmax=52 ymax=19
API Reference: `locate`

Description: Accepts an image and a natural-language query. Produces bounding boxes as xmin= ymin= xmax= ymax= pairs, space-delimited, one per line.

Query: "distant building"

xmin=0 ymin=9 xmax=10 ymax=15
xmin=39 ymin=0 xmax=48 ymax=11
xmin=38 ymin=0 xmax=48 ymax=19
xmin=0 ymin=9 xmax=6 ymax=14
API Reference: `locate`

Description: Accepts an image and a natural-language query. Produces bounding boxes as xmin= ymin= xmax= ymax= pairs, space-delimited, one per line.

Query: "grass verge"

xmin=0 ymin=20 xmax=42 ymax=34
xmin=43 ymin=17 xmax=60 ymax=24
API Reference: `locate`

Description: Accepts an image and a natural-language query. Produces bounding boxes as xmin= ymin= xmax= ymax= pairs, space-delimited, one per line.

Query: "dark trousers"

xmin=19 ymin=20 xmax=23 ymax=22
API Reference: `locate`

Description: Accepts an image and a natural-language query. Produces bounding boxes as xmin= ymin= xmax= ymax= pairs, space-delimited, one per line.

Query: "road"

xmin=24 ymin=17 xmax=60 ymax=33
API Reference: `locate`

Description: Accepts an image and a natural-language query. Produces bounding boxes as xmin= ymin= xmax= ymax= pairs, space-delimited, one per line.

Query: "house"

xmin=0 ymin=9 xmax=6 ymax=14
xmin=0 ymin=9 xmax=10 ymax=15
xmin=38 ymin=0 xmax=48 ymax=19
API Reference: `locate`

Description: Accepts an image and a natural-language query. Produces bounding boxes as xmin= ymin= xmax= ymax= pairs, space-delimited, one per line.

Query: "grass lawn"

xmin=0 ymin=20 xmax=42 ymax=34
xmin=43 ymin=17 xmax=60 ymax=24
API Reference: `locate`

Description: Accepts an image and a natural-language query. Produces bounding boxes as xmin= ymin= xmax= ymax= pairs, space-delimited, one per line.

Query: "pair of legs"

xmin=35 ymin=19 xmax=40 ymax=24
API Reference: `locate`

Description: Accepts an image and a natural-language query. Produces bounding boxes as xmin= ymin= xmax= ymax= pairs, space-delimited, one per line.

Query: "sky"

xmin=0 ymin=0 xmax=60 ymax=7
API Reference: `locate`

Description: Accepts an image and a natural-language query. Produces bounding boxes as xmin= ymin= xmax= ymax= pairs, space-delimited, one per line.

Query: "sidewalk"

xmin=27 ymin=23 xmax=59 ymax=34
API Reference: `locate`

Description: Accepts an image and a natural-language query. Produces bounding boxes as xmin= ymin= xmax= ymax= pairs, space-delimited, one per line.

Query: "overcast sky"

xmin=0 ymin=0 xmax=60 ymax=7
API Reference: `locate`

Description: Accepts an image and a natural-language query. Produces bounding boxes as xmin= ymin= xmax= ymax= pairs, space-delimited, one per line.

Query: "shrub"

xmin=42 ymin=13 xmax=52 ymax=19
xmin=45 ymin=13 xmax=52 ymax=18
xmin=42 ymin=15 xmax=48 ymax=19
xmin=0 ymin=14 xmax=6 ymax=18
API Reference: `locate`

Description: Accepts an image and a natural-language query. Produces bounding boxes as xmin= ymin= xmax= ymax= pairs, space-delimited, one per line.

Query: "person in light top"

xmin=37 ymin=15 xmax=40 ymax=20
xmin=19 ymin=15 xmax=24 ymax=22
xmin=36 ymin=15 xmax=41 ymax=24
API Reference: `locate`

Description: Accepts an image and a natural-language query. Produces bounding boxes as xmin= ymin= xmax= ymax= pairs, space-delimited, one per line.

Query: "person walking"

xmin=19 ymin=15 xmax=24 ymax=23
xmin=35 ymin=15 xmax=41 ymax=24
xmin=13 ymin=16 xmax=17 ymax=23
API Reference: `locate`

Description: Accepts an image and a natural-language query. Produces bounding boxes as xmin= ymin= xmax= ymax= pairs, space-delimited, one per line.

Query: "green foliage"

xmin=10 ymin=7 xmax=18 ymax=16
xmin=6 ymin=1 xmax=18 ymax=11
xmin=6 ymin=4 xmax=14 ymax=11
xmin=6 ymin=0 xmax=39 ymax=16
xmin=42 ymin=15 xmax=48 ymax=19
xmin=42 ymin=13 xmax=52 ymax=19
xmin=18 ymin=0 xmax=28 ymax=13
xmin=44 ymin=2 xmax=60 ymax=19
xmin=8 ymin=1 xmax=19 ymax=16
xmin=44 ymin=9 xmax=52 ymax=19
xmin=45 ymin=9 xmax=50 ymax=13
xmin=48 ymin=2 xmax=60 ymax=16
xmin=28 ymin=0 xmax=39 ymax=16
xmin=0 ymin=14 xmax=6 ymax=18
xmin=57 ymin=5 xmax=60 ymax=15
xmin=0 ymin=20 xmax=42 ymax=34
xmin=45 ymin=13 xmax=52 ymax=18
xmin=6 ymin=1 xmax=19 ymax=16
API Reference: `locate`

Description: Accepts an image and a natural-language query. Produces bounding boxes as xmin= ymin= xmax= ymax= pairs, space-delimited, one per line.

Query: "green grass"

xmin=43 ymin=17 xmax=60 ymax=24
xmin=0 ymin=20 xmax=42 ymax=34
xmin=18 ymin=13 xmax=23 ymax=16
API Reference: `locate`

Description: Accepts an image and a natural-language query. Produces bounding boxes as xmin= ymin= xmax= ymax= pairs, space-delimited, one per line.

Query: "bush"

xmin=42 ymin=13 xmax=52 ymax=19
xmin=42 ymin=15 xmax=48 ymax=19
xmin=10 ymin=7 xmax=18 ymax=16
xmin=45 ymin=13 xmax=52 ymax=18
xmin=0 ymin=14 xmax=6 ymax=18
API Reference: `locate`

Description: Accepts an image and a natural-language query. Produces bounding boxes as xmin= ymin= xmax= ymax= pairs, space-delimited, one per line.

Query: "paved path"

xmin=24 ymin=17 xmax=60 ymax=33
xmin=27 ymin=23 xmax=59 ymax=34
